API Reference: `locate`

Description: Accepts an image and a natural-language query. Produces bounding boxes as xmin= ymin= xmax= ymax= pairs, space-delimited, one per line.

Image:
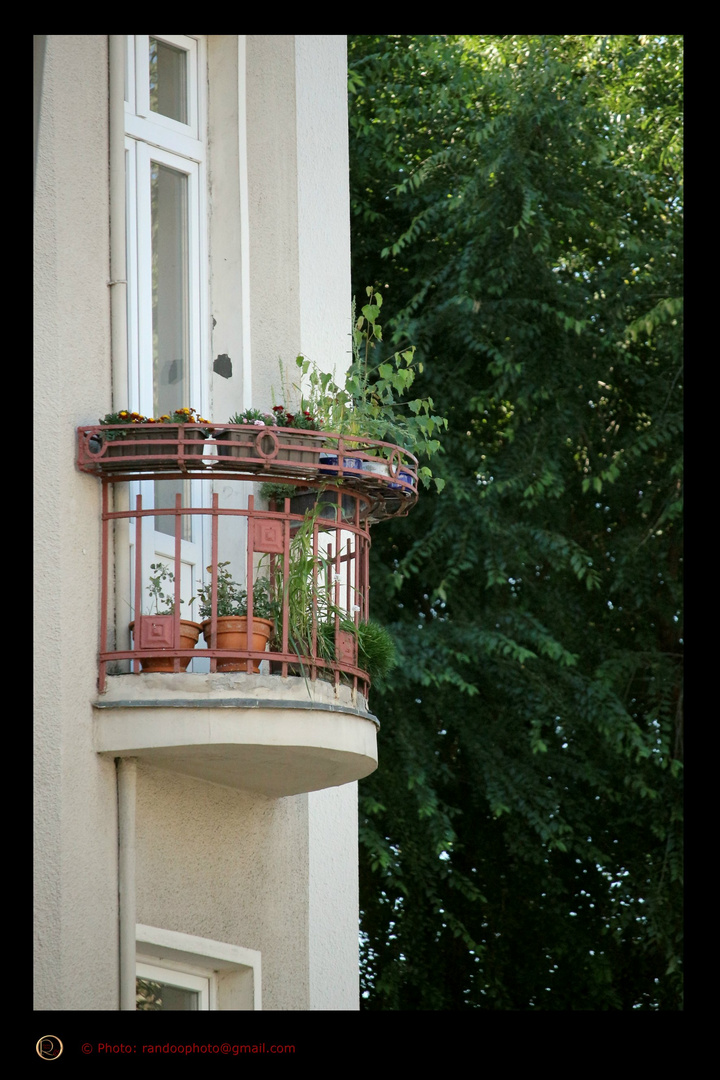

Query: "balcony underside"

xmin=93 ymin=672 xmax=379 ymax=797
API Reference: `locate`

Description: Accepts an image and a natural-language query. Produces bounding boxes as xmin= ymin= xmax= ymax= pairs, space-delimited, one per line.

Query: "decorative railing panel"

xmin=97 ymin=486 xmax=373 ymax=696
xmin=77 ymin=424 xmax=418 ymax=521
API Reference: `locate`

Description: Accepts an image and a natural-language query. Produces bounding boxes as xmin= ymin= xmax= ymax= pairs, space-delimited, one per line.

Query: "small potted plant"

xmin=196 ymin=562 xmax=276 ymax=672
xmin=294 ymin=289 xmax=447 ymax=491
xmin=129 ymin=562 xmax=202 ymax=673
xmin=269 ymin=508 xmax=338 ymax=675
xmin=90 ymin=410 xmax=148 ymax=464
xmin=213 ymin=408 xmax=278 ymax=463
xmin=356 ymin=618 xmax=398 ymax=683
xmin=146 ymin=406 xmax=210 ymax=460
xmin=92 ymin=407 xmax=209 ymax=466
xmin=269 ymin=403 xmax=321 ymax=472
xmin=317 ymin=616 xmax=397 ymax=686
xmin=260 ymin=482 xmax=357 ymax=528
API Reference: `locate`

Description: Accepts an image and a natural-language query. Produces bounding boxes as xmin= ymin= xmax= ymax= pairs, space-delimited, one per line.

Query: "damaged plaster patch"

xmin=214 ymin=354 xmax=233 ymax=379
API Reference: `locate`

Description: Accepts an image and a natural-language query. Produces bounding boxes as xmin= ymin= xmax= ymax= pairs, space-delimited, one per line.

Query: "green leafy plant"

xmin=260 ymin=482 xmax=298 ymax=503
xmin=271 ymin=507 xmax=342 ymax=666
xmin=145 ymin=562 xmax=188 ymax=615
xmin=195 ymin=562 xmax=275 ymax=620
xmin=271 ymin=404 xmax=321 ymax=431
xmin=292 ymin=289 xmax=447 ymax=487
xmin=356 ymin=619 xmax=398 ymax=681
xmin=228 ymin=408 xmax=277 ymax=427
xmin=318 ymin=617 xmax=398 ymax=683
xmin=99 ymin=409 xmax=147 ymax=441
xmin=100 ymin=406 xmax=211 ymax=440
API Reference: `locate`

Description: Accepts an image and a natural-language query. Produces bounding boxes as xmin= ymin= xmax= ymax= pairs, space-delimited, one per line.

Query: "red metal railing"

xmin=98 ymin=485 xmax=373 ymax=697
xmin=77 ymin=424 xmax=419 ymax=520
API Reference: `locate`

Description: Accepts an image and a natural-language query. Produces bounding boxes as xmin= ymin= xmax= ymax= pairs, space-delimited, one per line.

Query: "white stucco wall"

xmin=295 ymin=35 xmax=353 ymax=377
xmin=33 ymin=34 xmax=119 ymax=1010
xmin=134 ymin=765 xmax=312 ymax=1011
xmin=34 ymin=33 xmax=359 ymax=1013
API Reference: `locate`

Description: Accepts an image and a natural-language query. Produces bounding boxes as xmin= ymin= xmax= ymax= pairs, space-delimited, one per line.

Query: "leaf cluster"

xmin=350 ymin=33 xmax=683 ymax=1010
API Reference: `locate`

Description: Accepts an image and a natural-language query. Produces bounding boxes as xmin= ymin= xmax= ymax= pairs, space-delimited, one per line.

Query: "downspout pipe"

xmin=117 ymin=757 xmax=137 ymax=1010
xmin=110 ymin=36 xmax=136 ymax=1013
xmin=109 ymin=35 xmax=132 ymax=656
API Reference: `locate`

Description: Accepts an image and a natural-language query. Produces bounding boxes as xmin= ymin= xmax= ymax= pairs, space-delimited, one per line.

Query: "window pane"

xmin=151 ymin=162 xmax=189 ymax=416
xmin=151 ymin=162 xmax=191 ymax=538
xmin=137 ymin=977 xmax=199 ymax=1011
xmin=149 ymin=38 xmax=188 ymax=124
xmin=153 ymin=479 xmax=192 ymax=541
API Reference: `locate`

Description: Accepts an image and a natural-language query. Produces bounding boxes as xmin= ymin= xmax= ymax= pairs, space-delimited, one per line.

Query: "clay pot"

xmin=202 ymin=615 xmax=274 ymax=672
xmin=129 ymin=617 xmax=202 ymax=673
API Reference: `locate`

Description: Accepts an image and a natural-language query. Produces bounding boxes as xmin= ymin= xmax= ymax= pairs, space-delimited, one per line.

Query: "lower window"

xmin=136 ymin=924 xmax=261 ymax=1011
xmin=136 ymin=962 xmax=209 ymax=1011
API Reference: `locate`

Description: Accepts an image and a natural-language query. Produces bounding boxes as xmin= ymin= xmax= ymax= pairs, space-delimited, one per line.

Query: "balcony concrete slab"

xmin=93 ymin=672 xmax=379 ymax=797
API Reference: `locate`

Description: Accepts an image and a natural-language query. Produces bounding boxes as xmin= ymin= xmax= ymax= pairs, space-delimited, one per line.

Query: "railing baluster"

xmin=98 ymin=483 xmax=372 ymax=696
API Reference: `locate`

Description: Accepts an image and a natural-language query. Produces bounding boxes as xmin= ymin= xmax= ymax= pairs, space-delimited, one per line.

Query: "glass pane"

xmin=137 ymin=977 xmax=199 ymax=1011
xmin=154 ymin=479 xmax=192 ymax=541
xmin=151 ymin=162 xmax=191 ymax=538
xmin=149 ymin=38 xmax=188 ymax=124
xmin=151 ymin=162 xmax=189 ymax=416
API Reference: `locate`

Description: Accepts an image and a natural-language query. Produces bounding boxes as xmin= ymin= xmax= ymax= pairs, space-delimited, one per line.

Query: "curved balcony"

xmin=82 ymin=430 xmax=406 ymax=794
xmin=77 ymin=423 xmax=418 ymax=521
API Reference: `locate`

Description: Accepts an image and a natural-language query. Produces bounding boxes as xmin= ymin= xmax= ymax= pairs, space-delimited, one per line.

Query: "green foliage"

xmin=227 ymin=407 xmax=277 ymax=426
xmin=293 ymin=290 xmax=447 ymax=486
xmin=271 ymin=507 xmax=344 ymax=665
xmin=357 ymin=618 xmax=398 ymax=682
xmin=145 ymin=562 xmax=189 ymax=616
xmin=195 ymin=562 xmax=275 ymax=620
xmin=350 ymin=34 xmax=682 ymax=1010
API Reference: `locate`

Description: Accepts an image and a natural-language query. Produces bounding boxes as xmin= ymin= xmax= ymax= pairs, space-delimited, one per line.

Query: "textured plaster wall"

xmin=245 ymin=36 xmax=301 ymax=414
xmin=294 ymin=36 xmax=359 ymax=1009
xmin=135 ymin=764 xmax=311 ymax=1011
xmin=34 ymin=33 xmax=359 ymax=1013
xmin=295 ymin=36 xmax=353 ymax=377
xmin=207 ymin=36 xmax=245 ymax=425
xmin=33 ymin=35 xmax=119 ymax=1009
xmin=308 ymin=784 xmax=360 ymax=1009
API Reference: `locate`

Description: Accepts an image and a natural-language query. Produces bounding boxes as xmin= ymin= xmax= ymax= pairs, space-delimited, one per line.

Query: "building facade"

xmin=34 ymin=34 xmax=376 ymax=1012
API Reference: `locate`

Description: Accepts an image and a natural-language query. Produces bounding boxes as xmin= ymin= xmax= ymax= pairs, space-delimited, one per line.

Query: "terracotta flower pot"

xmin=129 ymin=617 xmax=202 ymax=673
xmin=202 ymin=615 xmax=274 ymax=672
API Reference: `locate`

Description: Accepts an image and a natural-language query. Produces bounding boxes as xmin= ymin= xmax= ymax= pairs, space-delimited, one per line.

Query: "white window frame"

xmin=124 ymin=33 xmax=207 ymax=426
xmin=126 ymin=35 xmax=202 ymax=154
xmin=124 ymin=35 xmax=210 ymax=637
xmin=136 ymin=925 xmax=262 ymax=1011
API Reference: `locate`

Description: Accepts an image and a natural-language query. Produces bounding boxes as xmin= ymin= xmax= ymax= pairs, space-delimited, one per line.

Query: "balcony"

xmin=80 ymin=423 xmax=417 ymax=796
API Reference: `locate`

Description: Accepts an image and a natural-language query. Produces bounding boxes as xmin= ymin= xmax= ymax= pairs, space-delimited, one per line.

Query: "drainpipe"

xmin=117 ymin=757 xmax=137 ymax=1010
xmin=109 ymin=35 xmax=132 ymax=657
xmin=110 ymin=35 xmax=136 ymax=1014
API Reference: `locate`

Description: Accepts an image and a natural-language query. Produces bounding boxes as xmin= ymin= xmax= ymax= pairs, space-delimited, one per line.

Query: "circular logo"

xmin=36 ymin=1036 xmax=64 ymax=1060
